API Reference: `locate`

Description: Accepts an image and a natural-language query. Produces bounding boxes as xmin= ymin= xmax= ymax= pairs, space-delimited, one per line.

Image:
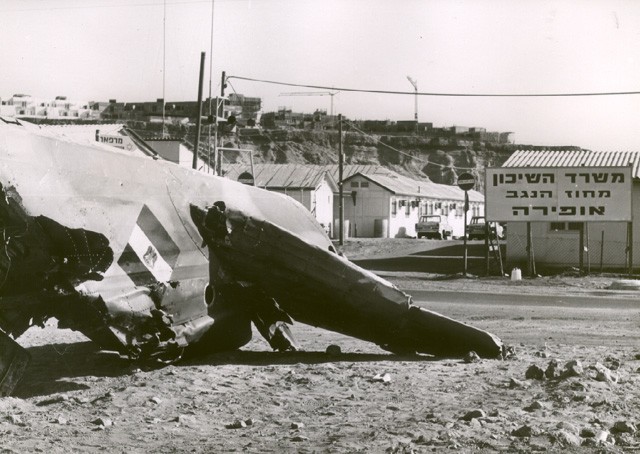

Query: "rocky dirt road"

xmin=1 ymin=239 xmax=639 ymax=453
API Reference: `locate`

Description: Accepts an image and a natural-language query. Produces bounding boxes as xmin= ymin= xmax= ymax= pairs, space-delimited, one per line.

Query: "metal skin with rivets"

xmin=0 ymin=119 xmax=502 ymax=396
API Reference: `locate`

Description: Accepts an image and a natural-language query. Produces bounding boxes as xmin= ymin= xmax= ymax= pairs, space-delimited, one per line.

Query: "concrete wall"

xmin=313 ymin=180 xmax=334 ymax=234
xmin=273 ymin=188 xmax=306 ymax=208
xmin=146 ymin=141 xmax=214 ymax=174
xmin=340 ymin=175 xmax=391 ymax=238
xmin=389 ymin=195 xmax=420 ymax=237
xmin=146 ymin=141 xmax=181 ymax=163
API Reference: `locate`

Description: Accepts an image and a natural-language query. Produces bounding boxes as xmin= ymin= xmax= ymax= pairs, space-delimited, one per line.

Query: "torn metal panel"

xmin=0 ymin=330 xmax=30 ymax=397
xmin=190 ymin=203 xmax=503 ymax=358
xmin=0 ymin=182 xmax=115 ymax=338
xmin=0 ymin=180 xmax=208 ymax=372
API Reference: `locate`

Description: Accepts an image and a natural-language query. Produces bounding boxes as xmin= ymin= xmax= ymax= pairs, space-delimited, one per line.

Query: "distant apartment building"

xmin=100 ymin=94 xmax=261 ymax=125
xmin=0 ymin=94 xmax=106 ymax=120
xmin=449 ymin=125 xmax=470 ymax=134
xmin=224 ymin=93 xmax=261 ymax=126
xmin=1 ymin=93 xmax=261 ymax=126
xmin=261 ymin=107 xmax=312 ymax=129
xmin=476 ymin=130 xmax=514 ymax=144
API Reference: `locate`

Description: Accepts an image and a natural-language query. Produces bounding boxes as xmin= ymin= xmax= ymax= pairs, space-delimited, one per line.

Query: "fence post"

xmin=526 ymin=222 xmax=535 ymax=277
xmin=579 ymin=223 xmax=584 ymax=274
xmin=585 ymin=222 xmax=590 ymax=274
xmin=628 ymin=222 xmax=634 ymax=276
xmin=599 ymin=230 xmax=604 ymax=273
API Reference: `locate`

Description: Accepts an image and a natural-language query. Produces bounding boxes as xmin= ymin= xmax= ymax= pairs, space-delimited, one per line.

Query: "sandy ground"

xmin=2 ymin=239 xmax=640 ymax=453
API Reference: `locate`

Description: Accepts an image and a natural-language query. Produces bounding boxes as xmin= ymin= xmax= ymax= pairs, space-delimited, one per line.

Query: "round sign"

xmin=238 ymin=171 xmax=254 ymax=186
xmin=456 ymin=172 xmax=476 ymax=191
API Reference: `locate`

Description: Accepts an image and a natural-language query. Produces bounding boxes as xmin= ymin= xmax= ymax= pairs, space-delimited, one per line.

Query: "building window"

xmin=360 ymin=181 xmax=369 ymax=188
xmin=550 ymin=222 xmax=583 ymax=232
xmin=405 ymin=201 xmax=410 ymax=216
xmin=350 ymin=181 xmax=359 ymax=188
xmin=391 ymin=200 xmax=397 ymax=216
xmin=442 ymin=202 xmax=449 ymax=216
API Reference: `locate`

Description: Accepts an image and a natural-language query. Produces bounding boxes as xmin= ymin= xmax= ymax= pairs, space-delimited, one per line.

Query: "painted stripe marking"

xmin=117 ymin=205 xmax=180 ymax=285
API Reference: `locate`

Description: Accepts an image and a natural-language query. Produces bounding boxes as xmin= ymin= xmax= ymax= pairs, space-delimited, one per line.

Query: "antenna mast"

xmin=406 ymin=76 xmax=418 ymax=122
xmin=162 ymin=0 xmax=167 ymax=137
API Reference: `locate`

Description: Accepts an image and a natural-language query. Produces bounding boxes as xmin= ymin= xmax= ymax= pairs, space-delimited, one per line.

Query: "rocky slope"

xmin=139 ymin=122 xmax=583 ymax=191
xmin=227 ymin=129 xmax=582 ymax=191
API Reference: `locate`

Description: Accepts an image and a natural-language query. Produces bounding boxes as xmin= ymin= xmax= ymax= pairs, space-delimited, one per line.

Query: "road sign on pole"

xmin=456 ymin=172 xmax=475 ymax=276
xmin=457 ymin=172 xmax=476 ymax=191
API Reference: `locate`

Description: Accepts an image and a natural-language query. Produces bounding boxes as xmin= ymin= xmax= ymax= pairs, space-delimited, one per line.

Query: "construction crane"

xmin=406 ymin=76 xmax=418 ymax=123
xmin=279 ymin=91 xmax=339 ymax=117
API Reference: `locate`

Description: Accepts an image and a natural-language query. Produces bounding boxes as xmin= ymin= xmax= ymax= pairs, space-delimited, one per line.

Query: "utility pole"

xmin=193 ymin=52 xmax=206 ymax=170
xmin=214 ymin=71 xmax=226 ymax=176
xmin=338 ymin=114 xmax=344 ymax=246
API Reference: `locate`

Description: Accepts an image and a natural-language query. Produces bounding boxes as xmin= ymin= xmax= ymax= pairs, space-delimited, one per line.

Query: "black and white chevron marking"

xmin=118 ymin=205 xmax=180 ymax=286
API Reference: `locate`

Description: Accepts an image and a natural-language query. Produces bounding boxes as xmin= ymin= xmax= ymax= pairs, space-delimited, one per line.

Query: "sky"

xmin=1 ymin=0 xmax=640 ymax=150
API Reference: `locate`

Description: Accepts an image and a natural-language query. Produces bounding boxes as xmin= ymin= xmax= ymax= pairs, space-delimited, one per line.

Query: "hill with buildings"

xmin=210 ymin=128 xmax=582 ymax=191
xmin=1 ymin=92 xmax=583 ymax=190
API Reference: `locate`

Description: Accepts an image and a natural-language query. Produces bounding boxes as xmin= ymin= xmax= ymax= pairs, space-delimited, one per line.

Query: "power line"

xmin=0 ymin=0 xmax=240 ymax=13
xmin=228 ymin=75 xmax=640 ymax=98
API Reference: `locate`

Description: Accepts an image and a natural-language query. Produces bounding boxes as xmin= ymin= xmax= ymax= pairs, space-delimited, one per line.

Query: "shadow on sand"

xmin=13 ymin=341 xmax=442 ymax=398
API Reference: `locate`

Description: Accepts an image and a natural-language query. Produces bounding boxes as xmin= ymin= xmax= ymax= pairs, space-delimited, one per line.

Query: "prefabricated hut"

xmin=340 ymin=171 xmax=484 ymax=238
xmin=498 ymin=150 xmax=640 ymax=271
xmin=223 ymin=164 xmax=338 ymax=235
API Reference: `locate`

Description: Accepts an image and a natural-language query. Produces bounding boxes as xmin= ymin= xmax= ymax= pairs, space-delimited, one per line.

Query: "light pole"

xmin=406 ymin=76 xmax=418 ymax=133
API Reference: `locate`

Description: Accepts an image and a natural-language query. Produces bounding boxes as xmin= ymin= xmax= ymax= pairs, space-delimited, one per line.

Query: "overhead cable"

xmin=228 ymin=75 xmax=640 ymax=98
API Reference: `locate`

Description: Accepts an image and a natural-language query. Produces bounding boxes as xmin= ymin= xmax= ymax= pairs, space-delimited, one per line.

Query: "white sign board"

xmin=485 ymin=166 xmax=632 ymax=222
xmin=97 ymin=133 xmax=135 ymax=151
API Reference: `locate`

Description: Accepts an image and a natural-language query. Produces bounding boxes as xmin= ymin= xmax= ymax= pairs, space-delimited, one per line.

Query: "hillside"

xmin=227 ymin=129 xmax=583 ymax=191
xmin=133 ymin=122 xmax=583 ymax=191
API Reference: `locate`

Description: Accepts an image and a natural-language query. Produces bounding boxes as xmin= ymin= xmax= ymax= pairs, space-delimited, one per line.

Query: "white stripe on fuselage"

xmin=129 ymin=224 xmax=173 ymax=282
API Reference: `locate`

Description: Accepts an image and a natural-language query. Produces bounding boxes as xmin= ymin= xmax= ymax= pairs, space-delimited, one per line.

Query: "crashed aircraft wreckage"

xmin=0 ymin=118 xmax=503 ymax=396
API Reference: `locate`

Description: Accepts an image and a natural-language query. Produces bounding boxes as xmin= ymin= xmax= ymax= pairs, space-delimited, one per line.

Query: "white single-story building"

xmin=340 ymin=170 xmax=484 ymax=238
xmin=500 ymin=150 xmax=640 ymax=271
xmin=223 ymin=164 xmax=338 ymax=235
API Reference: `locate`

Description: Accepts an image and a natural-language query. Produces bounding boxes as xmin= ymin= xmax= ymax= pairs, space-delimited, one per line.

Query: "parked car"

xmin=415 ymin=215 xmax=452 ymax=239
xmin=466 ymin=216 xmax=504 ymax=240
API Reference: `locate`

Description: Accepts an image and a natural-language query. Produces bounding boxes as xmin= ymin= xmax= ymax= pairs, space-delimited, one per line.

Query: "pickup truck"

xmin=415 ymin=215 xmax=452 ymax=239
xmin=466 ymin=216 xmax=504 ymax=240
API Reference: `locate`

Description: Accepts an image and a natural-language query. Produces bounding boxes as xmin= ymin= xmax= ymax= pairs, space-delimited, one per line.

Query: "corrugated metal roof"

xmin=503 ymin=150 xmax=640 ymax=178
xmin=348 ymin=172 xmax=484 ymax=202
xmin=320 ymin=164 xmax=394 ymax=182
xmin=223 ymin=163 xmax=483 ymax=202
xmin=223 ymin=164 xmax=336 ymax=189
